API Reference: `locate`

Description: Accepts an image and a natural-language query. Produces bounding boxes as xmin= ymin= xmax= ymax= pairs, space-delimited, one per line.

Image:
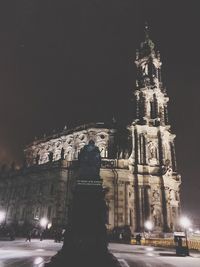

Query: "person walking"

xmin=136 ymin=233 xmax=142 ymax=245
xmin=40 ymin=230 xmax=45 ymax=241
xmin=26 ymin=229 xmax=32 ymax=242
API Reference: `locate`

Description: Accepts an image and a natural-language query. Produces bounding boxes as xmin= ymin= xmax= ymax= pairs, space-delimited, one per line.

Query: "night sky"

xmin=0 ymin=1 xmax=199 ymax=220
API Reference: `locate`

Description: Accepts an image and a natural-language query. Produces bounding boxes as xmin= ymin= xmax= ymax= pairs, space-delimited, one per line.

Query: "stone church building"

xmin=0 ymin=25 xmax=181 ymax=234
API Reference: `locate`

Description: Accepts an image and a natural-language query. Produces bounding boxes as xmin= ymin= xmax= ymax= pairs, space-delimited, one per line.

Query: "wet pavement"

xmin=109 ymin=243 xmax=200 ymax=267
xmin=0 ymin=239 xmax=61 ymax=267
xmin=0 ymin=239 xmax=199 ymax=267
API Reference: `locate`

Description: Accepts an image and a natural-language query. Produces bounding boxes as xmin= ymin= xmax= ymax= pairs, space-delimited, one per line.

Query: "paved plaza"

xmin=0 ymin=239 xmax=199 ymax=267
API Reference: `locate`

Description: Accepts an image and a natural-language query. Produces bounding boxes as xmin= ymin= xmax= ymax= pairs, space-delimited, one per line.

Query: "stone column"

xmin=144 ymin=96 xmax=148 ymax=118
xmin=145 ymin=186 xmax=151 ymax=220
xmin=137 ymin=133 xmax=141 ymax=164
xmin=113 ymin=170 xmax=119 ymax=228
xmin=146 ymin=98 xmax=151 ymax=119
xmin=124 ymin=182 xmax=129 ymax=225
xmin=160 ymin=106 xmax=165 ymax=126
xmin=140 ymin=134 xmax=146 ymax=165
xmin=134 ymin=128 xmax=139 ymax=165
xmin=139 ymin=134 xmax=143 ymax=164
xmin=153 ymin=94 xmax=158 ymax=119
xmin=128 ymin=125 xmax=135 ymax=166
xmin=158 ymin=131 xmax=164 ymax=166
xmin=164 ymin=105 xmax=169 ymax=125
xmin=138 ymin=186 xmax=144 ymax=231
xmin=164 ymin=187 xmax=171 ymax=231
xmin=170 ymin=141 xmax=177 ymax=171
xmin=132 ymin=182 xmax=138 ymax=232
xmin=136 ymin=93 xmax=140 ymax=119
xmin=142 ymin=134 xmax=147 ymax=165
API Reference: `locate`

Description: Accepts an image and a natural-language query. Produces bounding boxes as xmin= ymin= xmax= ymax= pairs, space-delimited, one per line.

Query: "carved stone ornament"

xmin=152 ymin=190 xmax=160 ymax=202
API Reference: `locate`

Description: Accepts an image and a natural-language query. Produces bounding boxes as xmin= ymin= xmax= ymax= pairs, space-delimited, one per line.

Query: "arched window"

xmin=139 ymin=93 xmax=145 ymax=120
xmin=150 ymin=94 xmax=158 ymax=120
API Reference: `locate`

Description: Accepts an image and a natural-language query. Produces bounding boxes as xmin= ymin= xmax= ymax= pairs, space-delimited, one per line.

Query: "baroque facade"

xmin=0 ymin=25 xmax=181 ymax=234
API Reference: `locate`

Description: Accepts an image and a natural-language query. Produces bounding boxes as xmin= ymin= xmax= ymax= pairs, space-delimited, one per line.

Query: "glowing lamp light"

xmin=180 ymin=216 xmax=191 ymax=229
xmin=0 ymin=211 xmax=6 ymax=223
xmin=40 ymin=218 xmax=48 ymax=228
xmin=144 ymin=220 xmax=153 ymax=231
xmin=47 ymin=223 xmax=52 ymax=229
xmin=34 ymin=257 xmax=44 ymax=265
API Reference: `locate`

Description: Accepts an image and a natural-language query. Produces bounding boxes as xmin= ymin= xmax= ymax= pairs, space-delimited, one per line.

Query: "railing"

xmin=130 ymin=238 xmax=200 ymax=251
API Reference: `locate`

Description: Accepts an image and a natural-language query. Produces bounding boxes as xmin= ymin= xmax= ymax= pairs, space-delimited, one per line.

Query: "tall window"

xmin=139 ymin=93 xmax=145 ymax=120
xmin=139 ymin=134 xmax=146 ymax=164
xmin=150 ymin=94 xmax=158 ymax=119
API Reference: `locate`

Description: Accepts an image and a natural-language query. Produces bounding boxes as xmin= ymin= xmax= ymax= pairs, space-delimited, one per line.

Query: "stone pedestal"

xmin=45 ymin=180 xmax=120 ymax=267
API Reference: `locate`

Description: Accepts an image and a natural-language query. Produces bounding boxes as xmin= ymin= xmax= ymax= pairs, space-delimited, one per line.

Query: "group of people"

xmin=54 ymin=228 xmax=64 ymax=243
xmin=25 ymin=228 xmax=64 ymax=242
xmin=25 ymin=229 xmax=46 ymax=242
xmin=135 ymin=233 xmax=142 ymax=245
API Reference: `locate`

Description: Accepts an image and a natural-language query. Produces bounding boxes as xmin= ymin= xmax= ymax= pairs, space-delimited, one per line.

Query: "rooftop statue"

xmin=78 ymin=140 xmax=101 ymax=181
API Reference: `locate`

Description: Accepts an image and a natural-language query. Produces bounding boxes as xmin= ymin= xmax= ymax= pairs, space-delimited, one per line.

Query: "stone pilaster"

xmin=138 ymin=186 xmax=143 ymax=231
xmin=170 ymin=141 xmax=177 ymax=171
xmin=124 ymin=182 xmax=129 ymax=225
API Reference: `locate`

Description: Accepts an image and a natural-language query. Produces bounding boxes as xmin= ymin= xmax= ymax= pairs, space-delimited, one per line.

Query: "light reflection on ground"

xmin=0 ymin=240 xmax=199 ymax=267
xmin=145 ymin=247 xmax=154 ymax=252
xmin=34 ymin=257 xmax=44 ymax=266
xmin=146 ymin=252 xmax=154 ymax=256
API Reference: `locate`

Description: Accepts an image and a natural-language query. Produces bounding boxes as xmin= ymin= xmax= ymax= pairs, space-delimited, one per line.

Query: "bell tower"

xmin=129 ymin=24 xmax=181 ymax=233
xmin=135 ymin=23 xmax=169 ymax=127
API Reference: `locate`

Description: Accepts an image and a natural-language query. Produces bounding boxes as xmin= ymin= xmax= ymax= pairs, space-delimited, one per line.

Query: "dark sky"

xmin=0 ymin=1 xmax=199 ymax=219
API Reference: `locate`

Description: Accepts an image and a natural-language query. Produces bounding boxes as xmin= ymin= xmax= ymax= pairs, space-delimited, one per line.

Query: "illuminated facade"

xmin=0 ymin=25 xmax=181 ymax=234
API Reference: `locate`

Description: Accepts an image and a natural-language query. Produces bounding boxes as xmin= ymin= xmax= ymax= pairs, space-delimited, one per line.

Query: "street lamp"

xmin=47 ymin=223 xmax=52 ymax=229
xmin=40 ymin=218 xmax=48 ymax=228
xmin=144 ymin=220 xmax=153 ymax=231
xmin=144 ymin=220 xmax=153 ymax=239
xmin=180 ymin=216 xmax=191 ymax=256
xmin=180 ymin=217 xmax=191 ymax=229
xmin=39 ymin=218 xmax=48 ymax=241
xmin=0 ymin=211 xmax=6 ymax=224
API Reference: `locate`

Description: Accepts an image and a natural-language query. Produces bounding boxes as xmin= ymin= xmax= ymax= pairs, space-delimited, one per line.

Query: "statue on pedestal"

xmin=78 ymin=140 xmax=101 ymax=181
xmin=44 ymin=141 xmax=120 ymax=267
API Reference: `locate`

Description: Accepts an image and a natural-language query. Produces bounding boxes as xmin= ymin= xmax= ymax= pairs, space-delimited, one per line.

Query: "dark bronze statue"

xmin=78 ymin=140 xmax=101 ymax=180
xmin=44 ymin=140 xmax=120 ymax=267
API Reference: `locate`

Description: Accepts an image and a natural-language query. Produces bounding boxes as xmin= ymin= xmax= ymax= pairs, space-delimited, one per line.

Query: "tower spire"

xmin=135 ymin=23 xmax=159 ymax=90
xmin=129 ymin=24 xmax=181 ymax=233
xmin=134 ymin=23 xmax=169 ymax=127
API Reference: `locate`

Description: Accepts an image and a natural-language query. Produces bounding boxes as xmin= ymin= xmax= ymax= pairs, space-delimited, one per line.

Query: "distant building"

xmin=0 ymin=25 xmax=181 ymax=234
